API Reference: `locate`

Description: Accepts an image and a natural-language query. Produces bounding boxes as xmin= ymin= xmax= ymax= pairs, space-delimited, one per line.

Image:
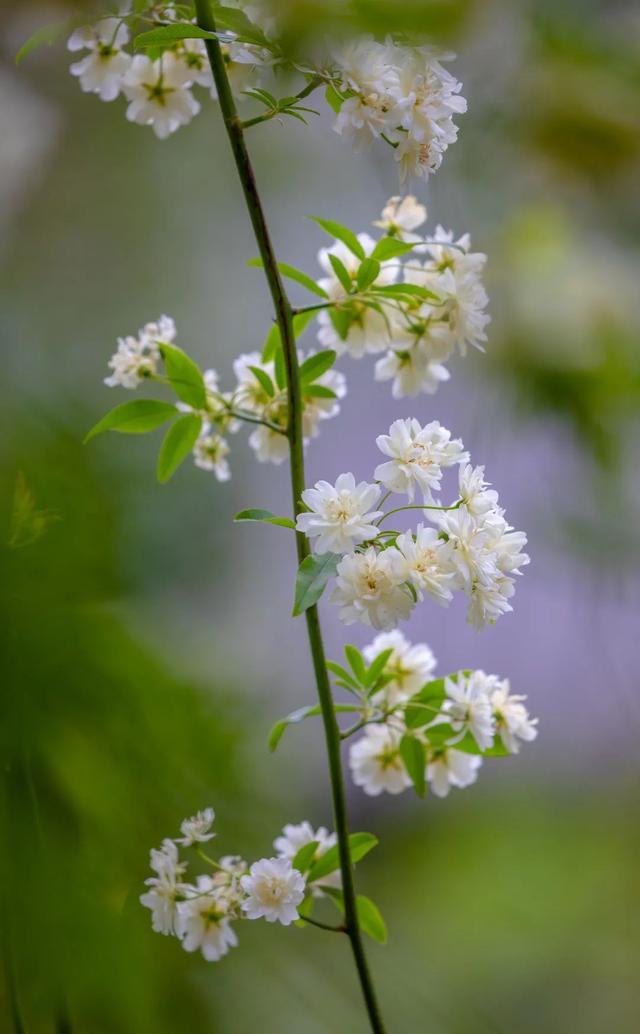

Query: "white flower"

xmin=68 ymin=18 xmax=131 ymax=102
xmin=140 ymin=839 xmax=187 ymax=936
xmin=176 ymin=876 xmax=238 ymax=961
xmin=375 ymin=417 xmax=468 ymax=502
xmin=241 ymin=857 xmax=305 ymax=926
xmin=248 ymin=425 xmax=289 ymax=465
xmin=363 ymin=630 xmax=437 ymax=705
xmin=395 ymin=524 xmax=454 ymax=606
xmin=375 ymin=346 xmax=451 ymax=399
xmin=274 ymin=821 xmax=337 ymax=859
xmin=441 ymin=671 xmax=496 ymax=750
xmin=193 ymin=426 xmax=231 ymax=480
xmin=273 ymin=822 xmax=340 ymax=895
xmin=330 ymin=547 xmax=414 ymax=630
xmin=491 ymin=680 xmax=538 ymax=753
xmin=458 ymin=464 xmax=499 ymax=517
xmin=296 ymin=474 xmax=382 ymax=554
xmin=123 ymin=54 xmax=200 ymax=139
xmin=373 ymin=195 xmax=427 ymax=243
xmin=426 ymin=748 xmax=482 ymax=798
xmin=104 ymin=315 xmax=175 ymax=389
xmin=349 ymin=724 xmax=412 ymax=796
xmin=176 ymin=807 xmax=215 ymax=846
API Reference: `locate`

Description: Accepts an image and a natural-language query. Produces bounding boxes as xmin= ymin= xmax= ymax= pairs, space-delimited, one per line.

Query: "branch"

xmin=193 ymin=4 xmax=386 ymax=1031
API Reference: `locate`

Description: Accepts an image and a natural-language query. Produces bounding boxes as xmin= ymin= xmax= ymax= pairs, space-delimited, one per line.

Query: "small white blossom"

xmin=296 ymin=474 xmax=382 ymax=554
xmin=441 ymin=671 xmax=496 ymax=750
xmin=375 ymin=417 xmax=468 ymax=501
xmin=363 ymin=630 xmax=437 ymax=705
xmin=68 ymin=18 xmax=131 ymax=102
xmin=491 ymin=680 xmax=538 ymax=753
xmin=331 ymin=547 xmax=414 ymax=630
xmin=247 ymin=424 xmax=289 ymax=465
xmin=105 ymin=315 xmax=175 ymax=389
xmin=176 ymin=876 xmax=239 ymax=961
xmin=458 ymin=464 xmax=499 ymax=517
xmin=193 ymin=426 xmax=231 ymax=480
xmin=140 ymin=839 xmax=187 ymax=936
xmin=426 ymin=748 xmax=482 ymax=798
xmin=123 ymin=54 xmax=200 ymax=139
xmin=373 ymin=195 xmax=427 ymax=243
xmin=349 ymin=724 xmax=412 ymax=796
xmin=375 ymin=346 xmax=450 ymax=399
xmin=395 ymin=524 xmax=454 ymax=606
xmin=241 ymin=857 xmax=305 ymax=926
xmin=176 ymin=807 xmax=215 ymax=846
xmin=274 ymin=822 xmax=340 ymax=895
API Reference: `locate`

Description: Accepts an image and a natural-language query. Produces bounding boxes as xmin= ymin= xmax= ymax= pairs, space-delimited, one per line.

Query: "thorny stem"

xmin=194 ymin=4 xmax=387 ymax=1031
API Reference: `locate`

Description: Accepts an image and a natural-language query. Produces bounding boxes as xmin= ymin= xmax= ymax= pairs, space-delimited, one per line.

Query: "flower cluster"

xmin=331 ymin=38 xmax=466 ymax=181
xmin=141 ymin=809 xmax=355 ymax=961
xmin=65 ymin=6 xmax=466 ymax=181
xmin=67 ymin=9 xmax=273 ymax=140
xmin=323 ymin=630 xmax=537 ymax=799
xmin=297 ymin=417 xmax=528 ymax=632
xmin=101 ymin=316 xmax=346 ymax=478
xmin=315 ymin=196 xmax=489 ymax=398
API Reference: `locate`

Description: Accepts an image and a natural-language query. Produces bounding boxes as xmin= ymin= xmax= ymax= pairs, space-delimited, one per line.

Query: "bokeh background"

xmin=1 ymin=1 xmax=639 ymax=1031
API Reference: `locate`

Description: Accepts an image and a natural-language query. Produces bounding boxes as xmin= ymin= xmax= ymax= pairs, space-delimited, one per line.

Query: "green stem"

xmin=300 ymin=914 xmax=346 ymax=934
xmin=194 ymin=4 xmax=386 ymax=1031
xmin=376 ymin=499 xmax=463 ymax=526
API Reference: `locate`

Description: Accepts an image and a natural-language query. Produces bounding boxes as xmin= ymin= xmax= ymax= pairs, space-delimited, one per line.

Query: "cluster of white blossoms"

xmin=330 ymin=38 xmax=466 ymax=182
xmin=65 ymin=7 xmax=466 ymax=181
xmin=314 ymin=195 xmax=489 ymax=399
xmin=102 ymin=316 xmax=346 ymax=478
xmin=67 ymin=8 xmax=274 ymax=139
xmin=323 ymin=630 xmax=537 ymax=799
xmin=297 ymin=417 xmax=528 ymax=632
xmin=141 ymin=809 xmax=351 ymax=961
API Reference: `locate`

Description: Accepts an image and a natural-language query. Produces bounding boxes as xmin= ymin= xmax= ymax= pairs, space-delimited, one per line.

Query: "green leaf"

xmin=268 ymin=702 xmax=358 ymax=752
xmin=324 ymin=889 xmax=387 ymax=944
xmin=363 ymin=648 xmax=393 ymax=690
xmin=292 ymin=552 xmax=341 ymax=617
xmin=134 ymin=23 xmax=217 ymax=51
xmin=15 ymin=18 xmax=83 ymax=64
xmin=303 ymin=385 xmax=337 ymax=400
xmin=84 ymin=400 xmax=178 ymax=443
xmin=159 ymin=343 xmax=206 ymax=409
xmin=291 ymin=841 xmax=319 ymax=874
xmin=274 ymin=345 xmax=286 ymax=390
xmin=210 ymin=6 xmax=269 ymax=46
xmin=248 ymin=258 xmax=328 ymax=299
xmin=156 ymin=414 xmax=202 ymax=483
xmin=357 ymin=257 xmax=381 ymax=291
xmin=325 ymin=83 xmax=344 ymax=114
xmin=345 ymin=645 xmax=367 ymax=685
xmin=371 ymin=238 xmax=415 ymax=262
xmin=400 ymin=735 xmax=427 ymax=798
xmin=248 ymin=365 xmax=275 ymax=397
xmin=234 ymin=508 xmax=295 ymax=529
xmin=355 ymin=896 xmax=388 ymax=944
xmin=404 ymin=677 xmax=447 ymax=729
xmin=370 ymin=282 xmax=439 ymax=302
xmin=329 ymin=254 xmax=353 ymax=293
xmin=306 ymin=832 xmax=378 ymax=884
xmin=329 ymin=307 xmax=352 ymax=341
xmin=262 ymin=310 xmax=317 ymax=363
xmin=298 ymin=350 xmax=337 ymax=385
xmin=310 ymin=217 xmax=365 ymax=260
xmin=325 ymin=661 xmax=361 ymax=693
